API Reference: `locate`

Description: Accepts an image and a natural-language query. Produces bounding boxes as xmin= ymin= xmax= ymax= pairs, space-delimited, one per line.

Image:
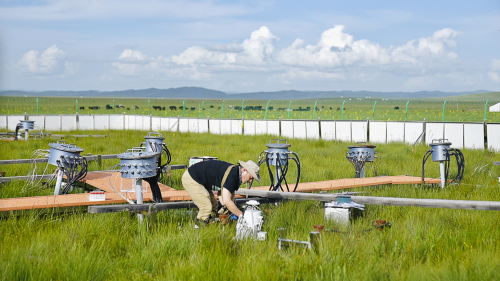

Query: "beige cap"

xmin=239 ymin=160 xmax=261 ymax=182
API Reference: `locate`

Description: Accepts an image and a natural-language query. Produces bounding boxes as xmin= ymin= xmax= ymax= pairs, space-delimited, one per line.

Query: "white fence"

xmin=1 ymin=114 xmax=499 ymax=151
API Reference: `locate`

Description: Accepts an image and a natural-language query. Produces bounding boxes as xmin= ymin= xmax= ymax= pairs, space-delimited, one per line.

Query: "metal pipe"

xmin=288 ymin=101 xmax=292 ymax=119
xmin=440 ymin=162 xmax=445 ymax=188
xmin=135 ymin=178 xmax=144 ymax=223
xmin=54 ymin=169 xmax=64 ymax=195
xmin=201 ymin=101 xmax=204 ymax=118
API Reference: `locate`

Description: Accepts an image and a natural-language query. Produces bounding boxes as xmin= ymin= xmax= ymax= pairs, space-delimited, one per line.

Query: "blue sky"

xmin=0 ymin=0 xmax=499 ymax=93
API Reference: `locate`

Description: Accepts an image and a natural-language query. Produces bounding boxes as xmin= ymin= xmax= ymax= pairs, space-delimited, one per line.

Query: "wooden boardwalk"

xmin=0 ymin=174 xmax=441 ymax=212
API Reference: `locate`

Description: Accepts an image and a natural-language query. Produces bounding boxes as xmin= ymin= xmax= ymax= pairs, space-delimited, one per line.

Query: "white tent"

xmin=489 ymin=102 xmax=500 ymax=112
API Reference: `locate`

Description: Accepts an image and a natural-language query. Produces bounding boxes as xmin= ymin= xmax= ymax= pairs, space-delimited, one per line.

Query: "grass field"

xmin=1 ymin=130 xmax=500 ymax=280
xmin=1 ymin=96 xmax=499 ymax=122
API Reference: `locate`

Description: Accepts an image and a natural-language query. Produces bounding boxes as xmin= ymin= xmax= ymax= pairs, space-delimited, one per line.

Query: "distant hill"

xmin=433 ymin=92 xmax=499 ymax=101
xmin=0 ymin=87 xmax=495 ymax=100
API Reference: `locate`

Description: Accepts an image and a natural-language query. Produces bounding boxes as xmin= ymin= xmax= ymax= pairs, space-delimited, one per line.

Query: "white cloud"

xmin=488 ymin=59 xmax=500 ymax=83
xmin=172 ymin=26 xmax=278 ymax=66
xmin=18 ymin=45 xmax=67 ymax=74
xmin=109 ymin=26 xmax=466 ymax=87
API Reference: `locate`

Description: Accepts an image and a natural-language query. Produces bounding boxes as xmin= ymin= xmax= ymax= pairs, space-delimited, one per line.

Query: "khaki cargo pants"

xmin=182 ymin=170 xmax=219 ymax=220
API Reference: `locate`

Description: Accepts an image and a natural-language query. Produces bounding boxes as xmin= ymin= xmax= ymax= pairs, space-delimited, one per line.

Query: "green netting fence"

xmin=1 ymin=97 xmax=499 ymax=123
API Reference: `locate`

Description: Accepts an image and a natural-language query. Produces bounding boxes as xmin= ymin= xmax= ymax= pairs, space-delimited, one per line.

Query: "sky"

xmin=0 ymin=0 xmax=499 ymax=93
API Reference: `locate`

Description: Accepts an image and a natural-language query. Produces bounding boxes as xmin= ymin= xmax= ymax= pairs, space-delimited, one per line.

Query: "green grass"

xmin=1 ymin=96 xmax=499 ymax=122
xmin=1 ymin=131 xmax=500 ymax=280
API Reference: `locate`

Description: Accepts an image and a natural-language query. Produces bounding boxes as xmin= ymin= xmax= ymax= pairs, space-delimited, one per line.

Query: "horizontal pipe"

xmin=88 ymin=197 xmax=280 ymax=214
xmin=0 ymin=165 xmax=188 ymax=183
xmin=236 ymin=189 xmax=500 ymax=211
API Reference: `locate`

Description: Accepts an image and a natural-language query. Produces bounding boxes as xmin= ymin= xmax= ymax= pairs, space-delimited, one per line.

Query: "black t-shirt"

xmin=187 ymin=160 xmax=241 ymax=193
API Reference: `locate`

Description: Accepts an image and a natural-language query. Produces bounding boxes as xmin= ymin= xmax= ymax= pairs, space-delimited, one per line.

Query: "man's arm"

xmin=221 ymin=188 xmax=243 ymax=217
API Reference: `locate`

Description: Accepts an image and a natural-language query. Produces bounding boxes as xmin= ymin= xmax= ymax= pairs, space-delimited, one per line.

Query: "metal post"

xmin=36 ymin=98 xmax=39 ymax=115
xmin=201 ymin=101 xmax=204 ymax=118
xmin=221 ymin=100 xmax=225 ymax=119
xmin=372 ymin=101 xmax=377 ymax=120
xmin=341 ymin=100 xmax=346 ymax=120
xmin=405 ymin=100 xmax=410 ymax=121
xmin=136 ymin=178 xmax=144 ymax=222
xmin=264 ymin=100 xmax=271 ymax=120
xmin=278 ymin=227 xmax=287 ymax=239
xmin=76 ymin=100 xmax=79 ymax=114
xmin=313 ymin=100 xmax=318 ymax=120
xmin=439 ymin=162 xmax=445 ymax=189
xmin=310 ymin=231 xmax=320 ymax=253
xmin=484 ymin=99 xmax=489 ymax=121
xmin=148 ymin=99 xmax=151 ymax=115
xmin=288 ymin=101 xmax=292 ymax=119
xmin=182 ymin=101 xmax=185 ymax=117
xmin=442 ymin=100 xmax=447 ymax=122
xmin=113 ymin=100 xmax=115 ymax=114
xmin=242 ymin=100 xmax=245 ymax=119
xmin=54 ymin=169 xmax=64 ymax=195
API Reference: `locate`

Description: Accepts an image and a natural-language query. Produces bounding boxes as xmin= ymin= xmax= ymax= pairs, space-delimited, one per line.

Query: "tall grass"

xmin=1 ymin=130 xmax=499 ymax=280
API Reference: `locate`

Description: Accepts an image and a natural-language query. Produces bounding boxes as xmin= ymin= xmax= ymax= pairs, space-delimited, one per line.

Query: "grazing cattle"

xmin=190 ymin=106 xmax=195 ymax=111
xmin=169 ymin=106 xmax=177 ymax=110
xmin=116 ymin=104 xmax=125 ymax=108
xmin=79 ymin=106 xmax=85 ymax=110
xmin=106 ymin=104 xmax=113 ymax=110
xmin=127 ymin=107 xmax=130 ymax=110
xmin=153 ymin=106 xmax=162 ymax=110
xmin=88 ymin=106 xmax=100 ymax=110
xmin=337 ymin=107 xmax=346 ymax=111
xmin=209 ymin=105 xmax=214 ymax=108
xmin=133 ymin=106 xmax=139 ymax=110
xmin=394 ymin=106 xmax=400 ymax=110
xmin=268 ymin=106 xmax=273 ymax=110
xmin=179 ymin=106 xmax=185 ymax=110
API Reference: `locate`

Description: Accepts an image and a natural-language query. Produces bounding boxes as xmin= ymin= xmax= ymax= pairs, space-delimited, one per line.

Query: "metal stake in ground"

xmin=256 ymin=139 xmax=301 ymax=192
xmin=422 ymin=139 xmax=465 ymax=188
xmin=117 ymin=147 xmax=159 ymax=223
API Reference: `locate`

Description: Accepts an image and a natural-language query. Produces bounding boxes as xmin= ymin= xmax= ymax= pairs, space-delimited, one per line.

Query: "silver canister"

xmin=430 ymin=139 xmax=452 ymax=162
xmin=347 ymin=143 xmax=376 ymax=162
xmin=118 ymin=147 xmax=159 ymax=179
xmin=143 ymin=132 xmax=165 ymax=153
xmin=48 ymin=141 xmax=84 ymax=166
xmin=19 ymin=120 xmax=35 ymax=130
xmin=266 ymin=139 xmax=291 ymax=166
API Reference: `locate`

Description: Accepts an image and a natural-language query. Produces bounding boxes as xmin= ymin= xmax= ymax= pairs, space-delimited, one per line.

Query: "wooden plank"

xmin=0 ymin=189 xmax=193 ymax=212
